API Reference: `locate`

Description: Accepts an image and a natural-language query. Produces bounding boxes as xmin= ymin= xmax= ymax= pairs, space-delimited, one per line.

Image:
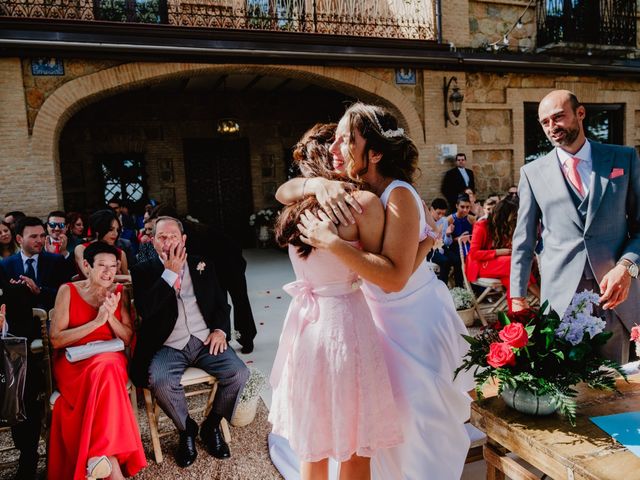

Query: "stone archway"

xmin=32 ymin=62 xmax=425 ymax=207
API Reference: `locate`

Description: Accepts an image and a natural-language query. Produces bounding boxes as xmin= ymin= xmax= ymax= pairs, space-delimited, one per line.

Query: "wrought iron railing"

xmin=536 ymin=0 xmax=637 ymax=48
xmin=0 ymin=0 xmax=437 ymax=40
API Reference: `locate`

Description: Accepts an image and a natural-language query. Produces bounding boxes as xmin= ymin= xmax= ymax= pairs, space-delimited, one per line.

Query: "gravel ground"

xmin=0 ymin=395 xmax=282 ymax=480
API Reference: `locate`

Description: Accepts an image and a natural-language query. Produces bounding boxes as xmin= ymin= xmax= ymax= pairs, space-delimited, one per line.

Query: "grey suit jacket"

xmin=510 ymin=141 xmax=640 ymax=331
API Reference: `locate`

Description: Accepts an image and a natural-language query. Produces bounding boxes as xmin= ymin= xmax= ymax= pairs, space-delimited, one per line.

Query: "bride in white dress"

xmin=277 ymin=103 xmax=474 ymax=479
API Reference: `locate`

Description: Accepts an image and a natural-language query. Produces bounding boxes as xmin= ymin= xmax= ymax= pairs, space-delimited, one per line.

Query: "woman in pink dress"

xmin=48 ymin=242 xmax=146 ymax=480
xmin=280 ymin=104 xmax=473 ymax=480
xmin=269 ymin=123 xmax=402 ymax=480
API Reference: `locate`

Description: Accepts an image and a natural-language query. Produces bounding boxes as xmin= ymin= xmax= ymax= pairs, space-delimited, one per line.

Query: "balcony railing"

xmin=536 ymin=0 xmax=636 ymax=48
xmin=0 ymin=0 xmax=437 ymax=40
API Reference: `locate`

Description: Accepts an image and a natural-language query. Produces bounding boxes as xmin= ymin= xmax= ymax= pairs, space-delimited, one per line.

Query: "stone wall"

xmin=468 ymin=0 xmax=536 ymax=51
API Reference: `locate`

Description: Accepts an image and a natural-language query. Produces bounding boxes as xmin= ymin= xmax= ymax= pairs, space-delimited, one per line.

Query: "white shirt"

xmin=458 ymin=167 xmax=470 ymax=186
xmin=557 ymin=140 xmax=592 ymax=196
xmin=20 ymin=251 xmax=39 ymax=280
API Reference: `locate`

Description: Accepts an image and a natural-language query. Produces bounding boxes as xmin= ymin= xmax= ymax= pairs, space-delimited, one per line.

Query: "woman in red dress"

xmin=48 ymin=242 xmax=146 ymax=480
xmin=466 ymin=196 xmax=540 ymax=309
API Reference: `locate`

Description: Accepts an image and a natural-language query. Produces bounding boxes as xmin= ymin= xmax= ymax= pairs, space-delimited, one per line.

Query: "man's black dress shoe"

xmin=240 ymin=340 xmax=254 ymax=354
xmin=176 ymin=417 xmax=198 ymax=467
xmin=201 ymin=424 xmax=231 ymax=459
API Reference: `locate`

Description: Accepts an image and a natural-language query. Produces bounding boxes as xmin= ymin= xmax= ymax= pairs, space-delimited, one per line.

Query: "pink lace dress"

xmin=269 ymin=244 xmax=402 ymax=463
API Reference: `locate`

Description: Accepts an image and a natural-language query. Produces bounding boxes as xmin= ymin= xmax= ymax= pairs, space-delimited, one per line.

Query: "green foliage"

xmin=456 ymin=302 xmax=627 ymax=426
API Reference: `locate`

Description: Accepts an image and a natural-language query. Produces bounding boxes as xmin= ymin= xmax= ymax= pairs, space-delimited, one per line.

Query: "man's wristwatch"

xmin=617 ymin=259 xmax=639 ymax=279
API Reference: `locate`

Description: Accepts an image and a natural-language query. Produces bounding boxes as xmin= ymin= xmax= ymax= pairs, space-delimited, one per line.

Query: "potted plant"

xmin=455 ymin=291 xmax=626 ymax=425
xmin=231 ymin=366 xmax=267 ymax=427
xmin=249 ymin=208 xmax=277 ymax=247
xmin=450 ymin=287 xmax=476 ymax=327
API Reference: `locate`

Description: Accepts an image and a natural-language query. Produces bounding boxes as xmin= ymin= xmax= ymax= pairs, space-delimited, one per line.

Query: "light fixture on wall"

xmin=216 ymin=76 xmax=241 ymax=136
xmin=443 ymin=76 xmax=464 ymax=128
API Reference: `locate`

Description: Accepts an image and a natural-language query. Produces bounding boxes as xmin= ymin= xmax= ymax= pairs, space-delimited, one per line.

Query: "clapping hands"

xmin=96 ymin=292 xmax=121 ymax=326
xmin=10 ymin=276 xmax=41 ymax=295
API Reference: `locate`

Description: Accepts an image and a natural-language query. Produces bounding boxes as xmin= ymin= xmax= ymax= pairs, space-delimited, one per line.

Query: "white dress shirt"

xmin=458 ymin=167 xmax=470 ymax=187
xmin=557 ymin=140 xmax=592 ymax=196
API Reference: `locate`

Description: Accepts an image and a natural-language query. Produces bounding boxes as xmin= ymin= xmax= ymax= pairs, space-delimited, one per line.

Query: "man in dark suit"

xmin=130 ymin=216 xmax=249 ymax=468
xmin=0 ymin=217 xmax=60 ymax=480
xmin=441 ymin=153 xmax=475 ymax=211
xmin=1 ymin=216 xmax=72 ymax=312
xmin=152 ymin=205 xmax=258 ymax=354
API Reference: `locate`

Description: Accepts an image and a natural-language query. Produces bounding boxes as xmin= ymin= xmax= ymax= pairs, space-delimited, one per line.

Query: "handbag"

xmin=0 ymin=322 xmax=28 ymax=426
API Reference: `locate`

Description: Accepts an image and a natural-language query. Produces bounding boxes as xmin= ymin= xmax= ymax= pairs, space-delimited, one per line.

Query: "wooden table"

xmin=470 ymin=373 xmax=640 ymax=480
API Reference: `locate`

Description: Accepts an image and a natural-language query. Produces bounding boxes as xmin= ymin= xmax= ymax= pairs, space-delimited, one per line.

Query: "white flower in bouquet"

xmin=556 ymin=290 xmax=606 ymax=346
xmin=249 ymin=214 xmax=257 ymax=226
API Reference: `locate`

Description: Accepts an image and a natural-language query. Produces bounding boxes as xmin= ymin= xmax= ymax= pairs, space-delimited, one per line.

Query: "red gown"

xmin=466 ymin=220 xmax=536 ymax=309
xmin=47 ymin=283 xmax=146 ymax=480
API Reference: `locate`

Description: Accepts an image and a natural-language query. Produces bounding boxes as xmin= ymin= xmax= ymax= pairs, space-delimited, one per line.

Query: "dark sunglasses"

xmin=47 ymin=221 xmax=66 ymax=229
xmin=508 ymin=192 xmax=518 ymax=196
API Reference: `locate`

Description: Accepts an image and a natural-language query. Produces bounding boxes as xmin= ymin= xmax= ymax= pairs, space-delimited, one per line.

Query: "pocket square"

xmin=609 ymin=168 xmax=624 ymax=179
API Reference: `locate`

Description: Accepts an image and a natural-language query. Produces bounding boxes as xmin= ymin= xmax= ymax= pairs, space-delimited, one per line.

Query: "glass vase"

xmin=500 ymin=384 xmax=558 ymax=416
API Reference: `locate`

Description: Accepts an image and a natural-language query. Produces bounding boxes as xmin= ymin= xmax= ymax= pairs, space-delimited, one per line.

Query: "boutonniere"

xmin=196 ymin=261 xmax=206 ymax=274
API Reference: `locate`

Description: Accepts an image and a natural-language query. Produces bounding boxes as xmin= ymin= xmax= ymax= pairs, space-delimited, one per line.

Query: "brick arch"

xmin=32 ymin=62 xmax=425 ymax=206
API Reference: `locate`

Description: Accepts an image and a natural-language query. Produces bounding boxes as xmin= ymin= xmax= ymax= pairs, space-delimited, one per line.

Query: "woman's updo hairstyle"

xmin=343 ymin=102 xmax=419 ymax=183
xmin=275 ymin=123 xmax=342 ymax=258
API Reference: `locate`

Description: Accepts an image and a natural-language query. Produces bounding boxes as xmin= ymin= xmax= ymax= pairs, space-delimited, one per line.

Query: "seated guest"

xmin=427 ymin=198 xmax=453 ymax=284
xmin=466 ymin=196 xmax=539 ymax=309
xmin=44 ymin=210 xmax=70 ymax=257
xmin=130 ymin=216 xmax=249 ymax=467
xmin=4 ymin=211 xmax=25 ymax=233
xmin=1 ymin=216 xmax=72 ymax=312
xmin=445 ymin=194 xmax=476 ymax=287
xmin=75 ymin=210 xmax=130 ymax=282
xmin=150 ymin=205 xmax=258 ymax=353
xmin=48 ymin=242 xmax=146 ymax=480
xmin=65 ymin=211 xmax=86 ymax=252
xmin=477 ymin=197 xmax=497 ymax=221
xmin=135 ymin=217 xmax=156 ymax=264
xmin=0 ymin=268 xmax=44 ymax=479
xmin=464 ymin=187 xmax=484 ymax=218
xmin=0 ymin=220 xmax=19 ymax=257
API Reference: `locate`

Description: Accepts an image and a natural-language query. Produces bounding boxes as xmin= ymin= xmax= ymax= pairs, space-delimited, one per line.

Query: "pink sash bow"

xmin=270 ymin=278 xmax=362 ymax=388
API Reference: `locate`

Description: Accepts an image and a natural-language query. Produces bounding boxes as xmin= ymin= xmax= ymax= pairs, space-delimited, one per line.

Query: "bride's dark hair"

xmin=274 ymin=123 xmax=343 ymax=258
xmin=342 ymin=102 xmax=419 ymax=183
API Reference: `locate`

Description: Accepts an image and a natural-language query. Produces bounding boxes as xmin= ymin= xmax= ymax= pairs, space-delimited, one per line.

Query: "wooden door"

xmin=183 ymin=138 xmax=254 ymax=246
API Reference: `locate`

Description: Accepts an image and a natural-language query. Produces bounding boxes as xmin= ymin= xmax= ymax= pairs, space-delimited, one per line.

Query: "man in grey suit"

xmin=511 ymin=90 xmax=640 ymax=363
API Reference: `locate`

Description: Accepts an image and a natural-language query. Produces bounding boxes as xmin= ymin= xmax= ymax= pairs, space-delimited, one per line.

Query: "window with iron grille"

xmin=524 ymin=103 xmax=624 ymax=163
xmin=537 ymin=0 xmax=636 ymax=48
xmin=98 ymin=154 xmax=148 ymax=207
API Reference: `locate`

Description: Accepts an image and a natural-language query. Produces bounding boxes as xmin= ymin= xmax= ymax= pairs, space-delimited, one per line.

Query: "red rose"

xmin=507 ymin=308 xmax=536 ymax=324
xmin=498 ymin=322 xmax=529 ymax=349
xmin=486 ymin=342 xmax=516 ymax=368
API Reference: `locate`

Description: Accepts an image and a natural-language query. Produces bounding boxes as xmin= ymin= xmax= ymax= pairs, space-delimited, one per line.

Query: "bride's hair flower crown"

xmin=372 ymin=114 xmax=405 ymax=139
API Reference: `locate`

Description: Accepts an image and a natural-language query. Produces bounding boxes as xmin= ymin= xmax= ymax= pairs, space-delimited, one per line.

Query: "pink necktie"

xmin=566 ymin=157 xmax=584 ymax=197
xmin=174 ymin=274 xmax=181 ymax=293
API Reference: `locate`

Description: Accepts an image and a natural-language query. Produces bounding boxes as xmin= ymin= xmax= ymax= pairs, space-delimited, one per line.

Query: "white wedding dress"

xmin=269 ymin=180 xmax=474 ymax=480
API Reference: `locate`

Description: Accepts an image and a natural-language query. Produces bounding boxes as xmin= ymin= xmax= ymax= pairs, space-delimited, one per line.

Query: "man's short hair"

xmin=455 ymin=153 xmax=467 ymax=160
xmin=107 ymin=198 xmax=121 ymax=207
xmin=431 ymin=198 xmax=448 ymax=211
xmin=153 ymin=216 xmax=184 ymax=236
xmin=83 ymin=241 xmax=120 ymax=267
xmin=15 ymin=217 xmax=44 ymax=237
xmin=567 ymin=93 xmax=581 ymax=112
xmin=456 ymin=194 xmax=470 ymax=204
xmin=47 ymin=210 xmax=66 ymax=221
xmin=5 ymin=211 xmax=25 ymax=220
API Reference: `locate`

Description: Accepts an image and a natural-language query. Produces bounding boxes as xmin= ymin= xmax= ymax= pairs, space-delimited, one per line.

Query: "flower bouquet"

xmin=450 ymin=287 xmax=475 ymax=311
xmin=249 ymin=209 xmax=277 ymax=227
xmin=455 ymin=291 xmax=626 ymax=425
xmin=632 ymin=325 xmax=640 ymax=358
